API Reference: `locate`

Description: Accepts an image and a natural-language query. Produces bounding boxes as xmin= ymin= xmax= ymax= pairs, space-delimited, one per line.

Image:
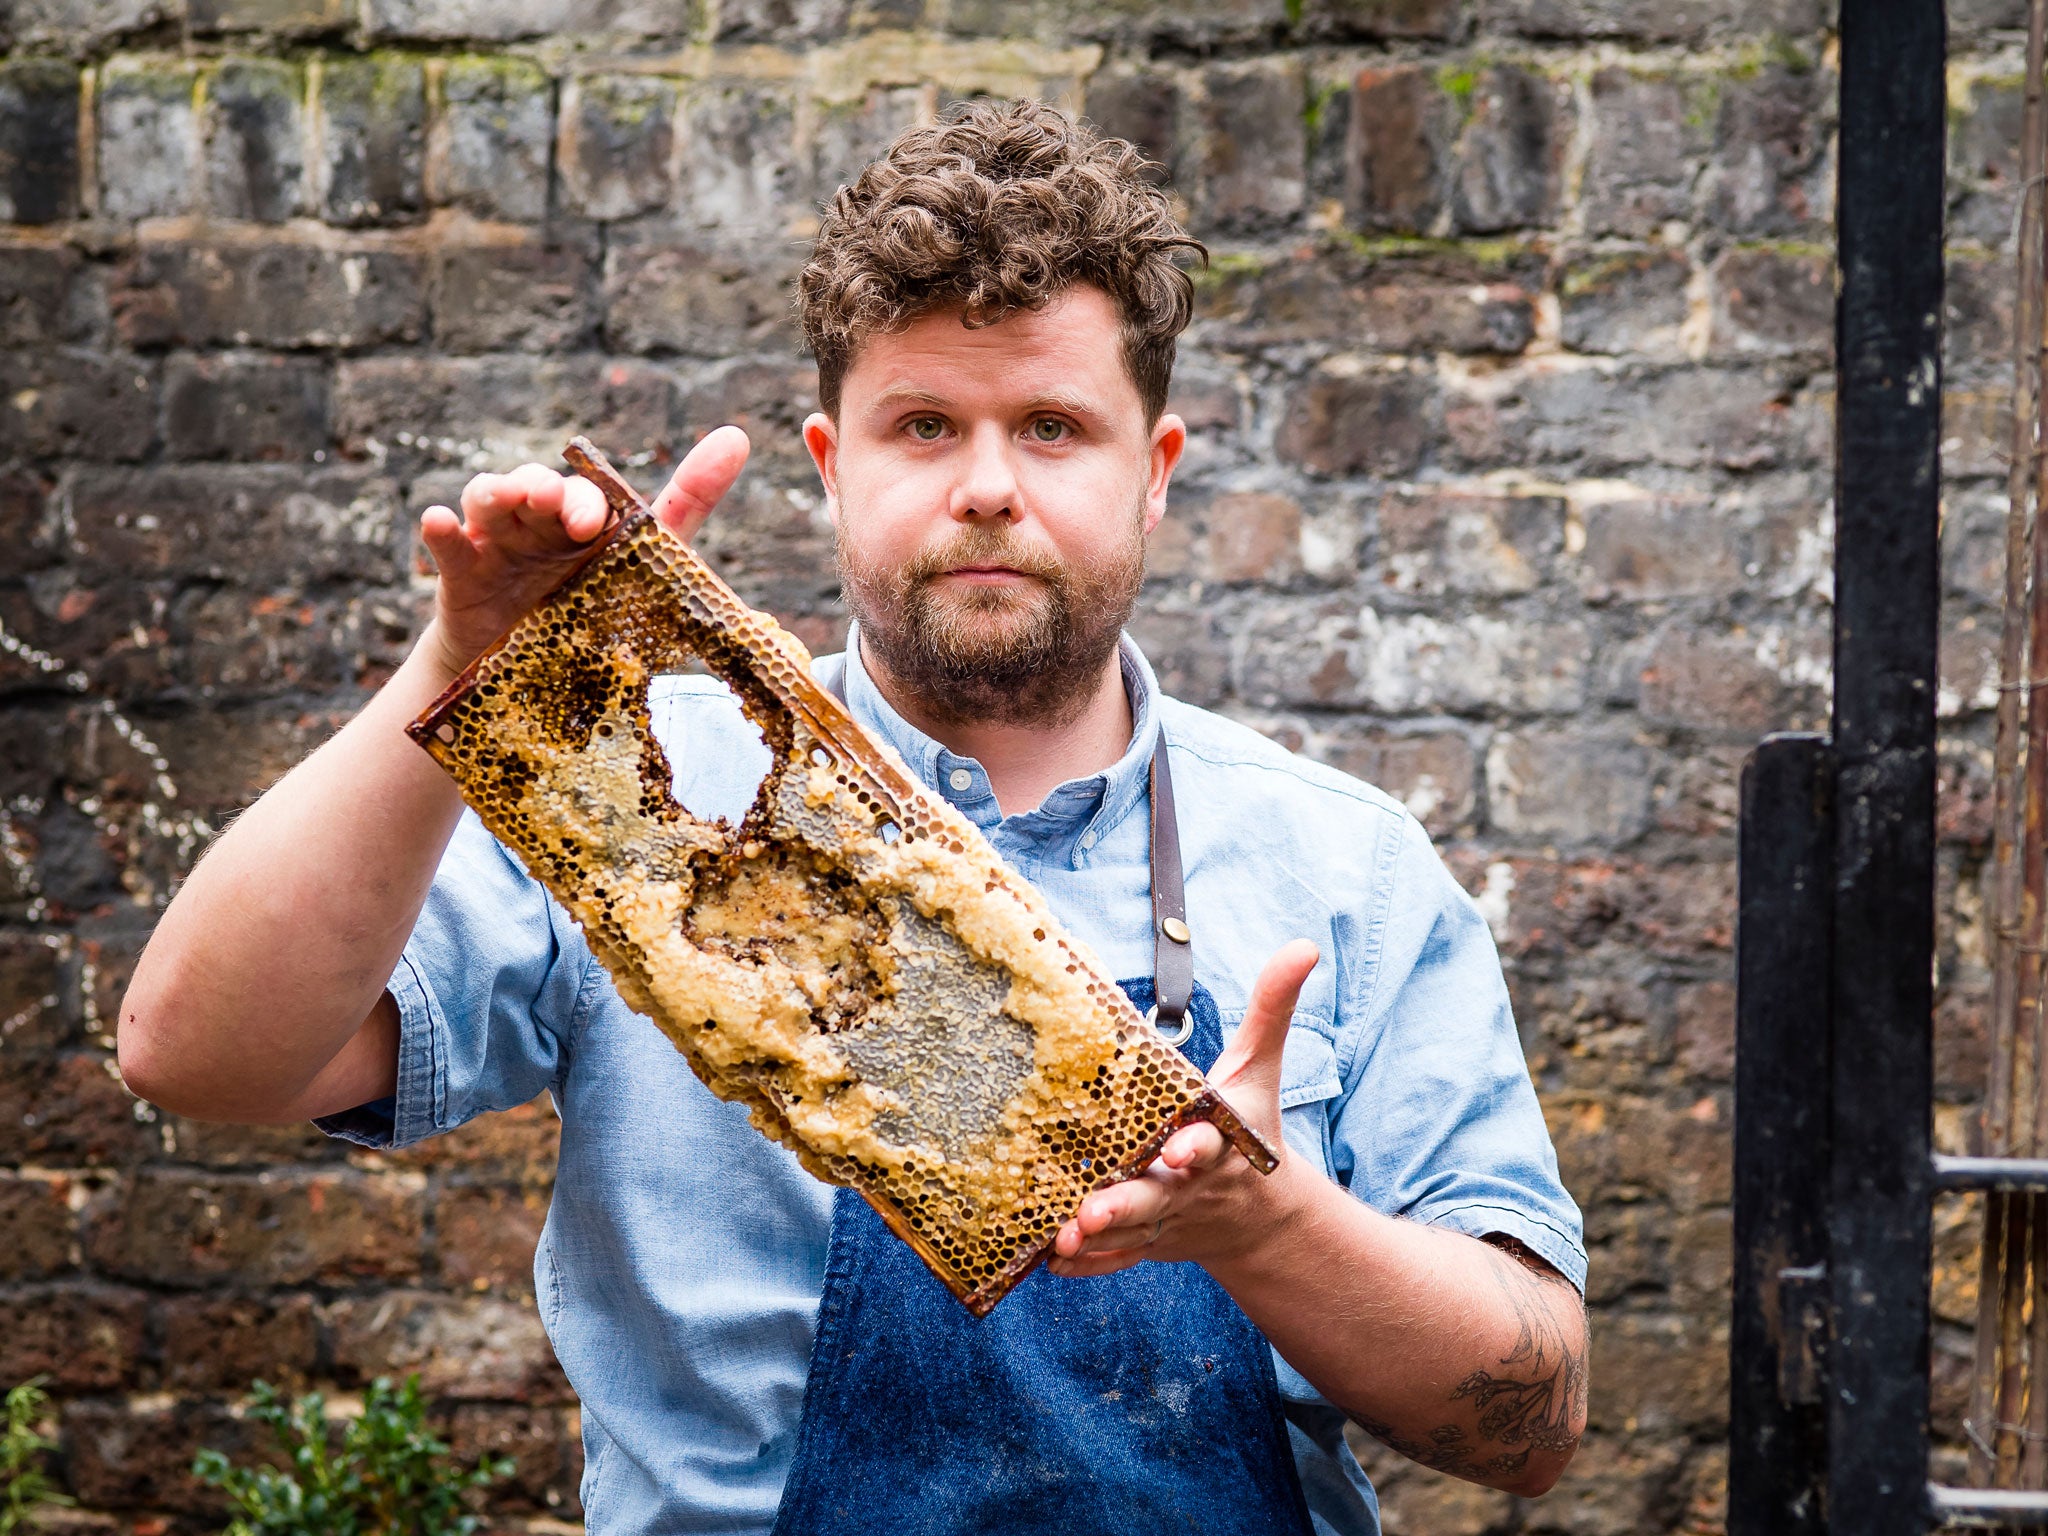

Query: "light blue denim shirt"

xmin=317 ymin=625 xmax=1585 ymax=1536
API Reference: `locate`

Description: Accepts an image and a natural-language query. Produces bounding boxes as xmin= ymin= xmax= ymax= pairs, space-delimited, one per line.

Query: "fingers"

xmin=1209 ymin=938 xmax=1320 ymax=1094
xmin=457 ymin=463 xmax=610 ymax=553
xmin=651 ymin=425 xmax=750 ymax=543
xmin=419 ymin=504 xmax=480 ymax=585
xmin=1055 ymin=1176 xmax=1170 ymax=1259
xmin=1049 ymin=1247 xmax=1148 ymax=1280
xmin=1159 ymin=1121 xmax=1226 ymax=1172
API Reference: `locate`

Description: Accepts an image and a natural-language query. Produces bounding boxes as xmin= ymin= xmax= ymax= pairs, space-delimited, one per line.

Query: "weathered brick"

xmin=158 ymin=1291 xmax=319 ymax=1389
xmin=1481 ymin=364 xmax=1816 ymax=476
xmin=366 ymin=0 xmax=694 ymax=41
xmin=0 ymin=1174 xmax=74 ymax=1280
xmin=0 ymin=60 xmax=80 ymax=225
xmin=559 ymin=74 xmax=677 ymax=221
xmin=334 ymin=355 xmax=677 ymax=464
xmin=84 ymin=1167 xmax=425 ymax=1285
xmin=112 ymin=241 xmax=427 ymax=349
xmin=1710 ymin=245 xmax=1831 ymax=358
xmin=70 ymin=465 xmax=400 ymax=584
xmin=1947 ymin=251 xmax=2015 ymax=384
xmin=161 ymin=1114 xmax=351 ymax=1166
xmin=189 ymin=0 xmax=353 ymax=32
xmin=326 ymin=1290 xmax=571 ymax=1400
xmin=1294 ymin=0 xmax=1462 ymax=39
xmin=1949 ymin=75 xmax=2023 ymax=247
xmin=387 ymin=1092 xmax=561 ymax=1182
xmin=1197 ymin=247 xmax=1537 ymax=354
xmin=0 ymin=350 xmax=154 ymax=461
xmin=437 ymin=1182 xmax=546 ymax=1293
xmin=164 ymin=352 xmax=330 ymax=461
xmin=431 ymin=55 xmax=554 ymax=223
xmin=1450 ymin=64 xmax=1570 ymax=233
xmin=1080 ymin=70 xmax=1177 ymax=183
xmin=1240 ymin=603 xmax=1590 ymax=713
xmin=1635 ymin=622 xmax=1820 ymax=733
xmin=96 ymin=59 xmax=200 ymax=222
xmin=1505 ymin=1431 xmax=1688 ymax=1534
xmin=449 ymin=1403 xmax=582 ymax=1515
xmin=1579 ymin=67 xmax=1712 ymax=237
xmin=1475 ymin=0 xmax=1824 ymax=42
xmin=1376 ymin=487 xmax=1563 ymax=595
xmin=1297 ymin=721 xmax=1478 ymax=832
xmin=314 ymin=55 xmax=427 ymax=226
xmin=1189 ymin=60 xmax=1305 ymax=233
xmin=0 ymin=1284 xmax=147 ymax=1390
xmin=1590 ymin=1310 xmax=1728 ymax=1434
xmin=1703 ymin=64 xmax=1833 ymax=239
xmin=7 ymin=0 xmax=174 ymax=48
xmin=202 ymin=59 xmax=307 ymax=223
xmin=1487 ymin=729 xmax=1653 ymax=846
xmin=1675 ymin=976 xmax=1735 ymax=1081
xmin=0 ymin=243 xmax=100 ymax=345
xmin=676 ymin=81 xmax=799 ymax=240
xmin=1125 ymin=604 xmax=1232 ymax=707
xmin=715 ymin=0 xmax=858 ymax=40
xmin=1559 ymin=248 xmax=1691 ymax=356
xmin=1344 ymin=65 xmax=1453 ymax=234
xmin=0 ymin=1052 xmax=154 ymax=1164
xmin=1572 ymin=492 xmax=1742 ymax=602
xmin=1276 ymin=368 xmax=1434 ymax=477
xmin=435 ymin=239 xmax=597 ymax=352
xmin=63 ymin=1398 xmax=251 ymax=1514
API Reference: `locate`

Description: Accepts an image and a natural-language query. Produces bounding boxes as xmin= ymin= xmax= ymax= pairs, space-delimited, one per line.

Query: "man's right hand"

xmin=419 ymin=424 xmax=752 ymax=680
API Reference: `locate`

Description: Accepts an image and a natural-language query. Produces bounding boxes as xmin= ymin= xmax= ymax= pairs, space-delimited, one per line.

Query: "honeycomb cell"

xmin=404 ymin=435 xmax=1278 ymax=1316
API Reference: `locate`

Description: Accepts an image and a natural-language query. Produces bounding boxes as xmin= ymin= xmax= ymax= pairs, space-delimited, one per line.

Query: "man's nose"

xmin=950 ymin=423 xmax=1021 ymax=521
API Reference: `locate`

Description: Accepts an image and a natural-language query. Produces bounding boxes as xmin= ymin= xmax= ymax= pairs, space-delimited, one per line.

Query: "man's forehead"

xmin=840 ymin=286 xmax=1139 ymax=415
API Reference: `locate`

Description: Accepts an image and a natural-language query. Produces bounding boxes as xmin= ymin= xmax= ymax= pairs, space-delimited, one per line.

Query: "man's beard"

xmin=838 ymin=509 xmax=1146 ymax=731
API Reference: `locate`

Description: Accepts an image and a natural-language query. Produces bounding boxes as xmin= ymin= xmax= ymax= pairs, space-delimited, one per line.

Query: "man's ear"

xmin=802 ymin=412 xmax=841 ymax=527
xmin=1144 ymin=412 xmax=1187 ymax=536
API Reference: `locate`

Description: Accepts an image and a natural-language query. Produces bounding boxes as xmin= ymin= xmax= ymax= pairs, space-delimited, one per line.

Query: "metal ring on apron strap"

xmin=1145 ymin=1003 xmax=1195 ymax=1048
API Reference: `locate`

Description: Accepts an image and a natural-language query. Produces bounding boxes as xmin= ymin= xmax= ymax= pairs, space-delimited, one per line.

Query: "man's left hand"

xmin=1047 ymin=938 xmax=1321 ymax=1278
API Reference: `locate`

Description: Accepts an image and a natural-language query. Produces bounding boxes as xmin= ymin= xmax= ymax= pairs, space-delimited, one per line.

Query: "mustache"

xmin=900 ymin=528 xmax=1067 ymax=587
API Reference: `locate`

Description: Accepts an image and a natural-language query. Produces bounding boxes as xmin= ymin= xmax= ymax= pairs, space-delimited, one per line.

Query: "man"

xmin=120 ymin=100 xmax=1587 ymax=1533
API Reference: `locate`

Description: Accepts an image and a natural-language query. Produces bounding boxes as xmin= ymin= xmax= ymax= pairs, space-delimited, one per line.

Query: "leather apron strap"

xmin=1147 ymin=737 xmax=1194 ymax=1037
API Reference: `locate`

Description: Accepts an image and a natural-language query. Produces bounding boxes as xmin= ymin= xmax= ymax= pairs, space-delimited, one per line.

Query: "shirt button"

xmin=1079 ymin=831 xmax=1098 ymax=850
xmin=948 ymin=768 xmax=973 ymax=792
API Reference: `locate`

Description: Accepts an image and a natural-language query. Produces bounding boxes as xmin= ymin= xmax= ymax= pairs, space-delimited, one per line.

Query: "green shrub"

xmin=193 ymin=1376 xmax=513 ymax=1536
xmin=2 ymin=1376 xmax=75 ymax=1536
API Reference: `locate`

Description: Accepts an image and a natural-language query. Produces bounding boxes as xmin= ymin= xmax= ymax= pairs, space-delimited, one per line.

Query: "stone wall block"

xmin=97 ymin=58 xmax=200 ymax=221
xmin=0 ymin=59 xmax=81 ymax=224
xmin=0 ymin=1173 xmax=76 ymax=1280
xmin=157 ymin=1291 xmax=321 ymax=1390
xmin=1189 ymin=59 xmax=1306 ymax=234
xmin=112 ymin=242 xmax=427 ymax=349
xmin=315 ymin=54 xmax=428 ymax=226
xmin=1197 ymin=248 xmax=1538 ymax=355
xmin=1080 ymin=70 xmax=1178 ymax=184
xmin=202 ymin=58 xmax=308 ymax=223
xmin=1580 ymin=67 xmax=1712 ymax=236
xmin=1345 ymin=64 xmax=1453 ymax=234
xmin=69 ymin=465 xmax=399 ymax=585
xmin=431 ymin=54 xmax=555 ymax=222
xmin=0 ymin=1284 xmax=148 ymax=1391
xmin=559 ymin=73 xmax=677 ymax=221
xmin=0 ymin=1053 xmax=155 ymax=1164
xmin=0 ymin=242 xmax=102 ymax=344
xmin=1950 ymin=74 xmax=2023 ymax=248
xmin=0 ymin=350 xmax=155 ymax=461
xmin=334 ymin=355 xmax=677 ymax=464
xmin=1473 ymin=0 xmax=1825 ymax=44
xmin=676 ymin=80 xmax=799 ymax=240
xmin=83 ymin=1167 xmax=426 ymax=1286
xmin=325 ymin=1290 xmax=573 ymax=1400
xmin=6 ymin=0 xmax=174 ymax=49
xmin=1560 ymin=247 xmax=1693 ymax=356
xmin=1276 ymin=368 xmax=1435 ymax=477
xmin=188 ymin=0 xmax=355 ymax=32
xmin=1375 ymin=487 xmax=1565 ymax=595
xmin=62 ymin=1398 xmax=250 ymax=1513
xmin=366 ymin=0 xmax=699 ymax=43
xmin=1703 ymin=63 xmax=1834 ymax=239
xmin=1293 ymin=0 xmax=1463 ymax=39
xmin=1488 ymin=728 xmax=1654 ymax=845
xmin=1450 ymin=64 xmax=1570 ymax=233
xmin=1709 ymin=245 xmax=1832 ymax=358
xmin=163 ymin=352 xmax=331 ymax=461
xmin=435 ymin=239 xmax=598 ymax=352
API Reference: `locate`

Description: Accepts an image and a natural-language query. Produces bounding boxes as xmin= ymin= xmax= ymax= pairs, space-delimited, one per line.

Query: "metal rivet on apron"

xmin=1161 ymin=916 xmax=1190 ymax=945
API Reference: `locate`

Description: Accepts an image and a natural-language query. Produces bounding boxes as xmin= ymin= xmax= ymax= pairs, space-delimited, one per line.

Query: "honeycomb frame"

xmin=406 ymin=437 xmax=1278 ymax=1315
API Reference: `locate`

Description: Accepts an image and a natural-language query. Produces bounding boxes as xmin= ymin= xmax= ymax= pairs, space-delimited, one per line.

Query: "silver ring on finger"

xmin=1149 ymin=1217 xmax=1164 ymax=1247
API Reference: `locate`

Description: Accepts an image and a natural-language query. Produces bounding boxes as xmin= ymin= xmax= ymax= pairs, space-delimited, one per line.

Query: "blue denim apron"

xmin=768 ymin=974 xmax=1316 ymax=1535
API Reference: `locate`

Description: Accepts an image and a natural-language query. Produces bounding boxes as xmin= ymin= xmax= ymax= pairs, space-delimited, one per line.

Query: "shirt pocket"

xmin=1278 ymin=1027 xmax=1342 ymax=1176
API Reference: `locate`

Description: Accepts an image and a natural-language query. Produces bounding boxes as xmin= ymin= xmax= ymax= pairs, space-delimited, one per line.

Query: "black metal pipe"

xmin=1932 ymin=1157 xmax=2048 ymax=1193
xmin=1929 ymin=1485 xmax=2048 ymax=1528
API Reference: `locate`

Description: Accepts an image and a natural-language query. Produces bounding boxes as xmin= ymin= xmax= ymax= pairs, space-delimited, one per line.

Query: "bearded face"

xmin=836 ymin=498 xmax=1147 ymax=731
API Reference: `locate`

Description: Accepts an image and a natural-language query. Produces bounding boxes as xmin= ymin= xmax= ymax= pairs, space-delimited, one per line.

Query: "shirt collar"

xmin=833 ymin=619 xmax=1163 ymax=850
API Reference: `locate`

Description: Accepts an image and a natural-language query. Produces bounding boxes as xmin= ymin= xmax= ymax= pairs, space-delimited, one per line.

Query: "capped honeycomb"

xmin=407 ymin=437 xmax=1278 ymax=1315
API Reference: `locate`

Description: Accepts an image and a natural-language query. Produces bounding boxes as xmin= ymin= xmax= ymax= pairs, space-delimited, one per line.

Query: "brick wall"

xmin=0 ymin=0 xmax=2020 ymax=1531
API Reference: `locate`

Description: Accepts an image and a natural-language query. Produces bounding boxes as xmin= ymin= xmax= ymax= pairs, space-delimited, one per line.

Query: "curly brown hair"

xmin=798 ymin=98 xmax=1206 ymax=423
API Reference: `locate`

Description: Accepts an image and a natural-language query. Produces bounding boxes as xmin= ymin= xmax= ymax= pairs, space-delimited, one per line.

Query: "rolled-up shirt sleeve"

xmin=1329 ymin=811 xmax=1586 ymax=1293
xmin=313 ymin=807 xmax=589 ymax=1151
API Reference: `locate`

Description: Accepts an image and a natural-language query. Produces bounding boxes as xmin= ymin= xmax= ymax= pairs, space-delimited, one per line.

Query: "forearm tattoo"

xmin=1358 ymin=1237 xmax=1587 ymax=1481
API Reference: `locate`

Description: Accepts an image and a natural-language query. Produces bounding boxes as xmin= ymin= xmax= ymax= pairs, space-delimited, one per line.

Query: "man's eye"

xmin=1030 ymin=418 xmax=1069 ymax=442
xmin=909 ymin=417 xmax=945 ymax=441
